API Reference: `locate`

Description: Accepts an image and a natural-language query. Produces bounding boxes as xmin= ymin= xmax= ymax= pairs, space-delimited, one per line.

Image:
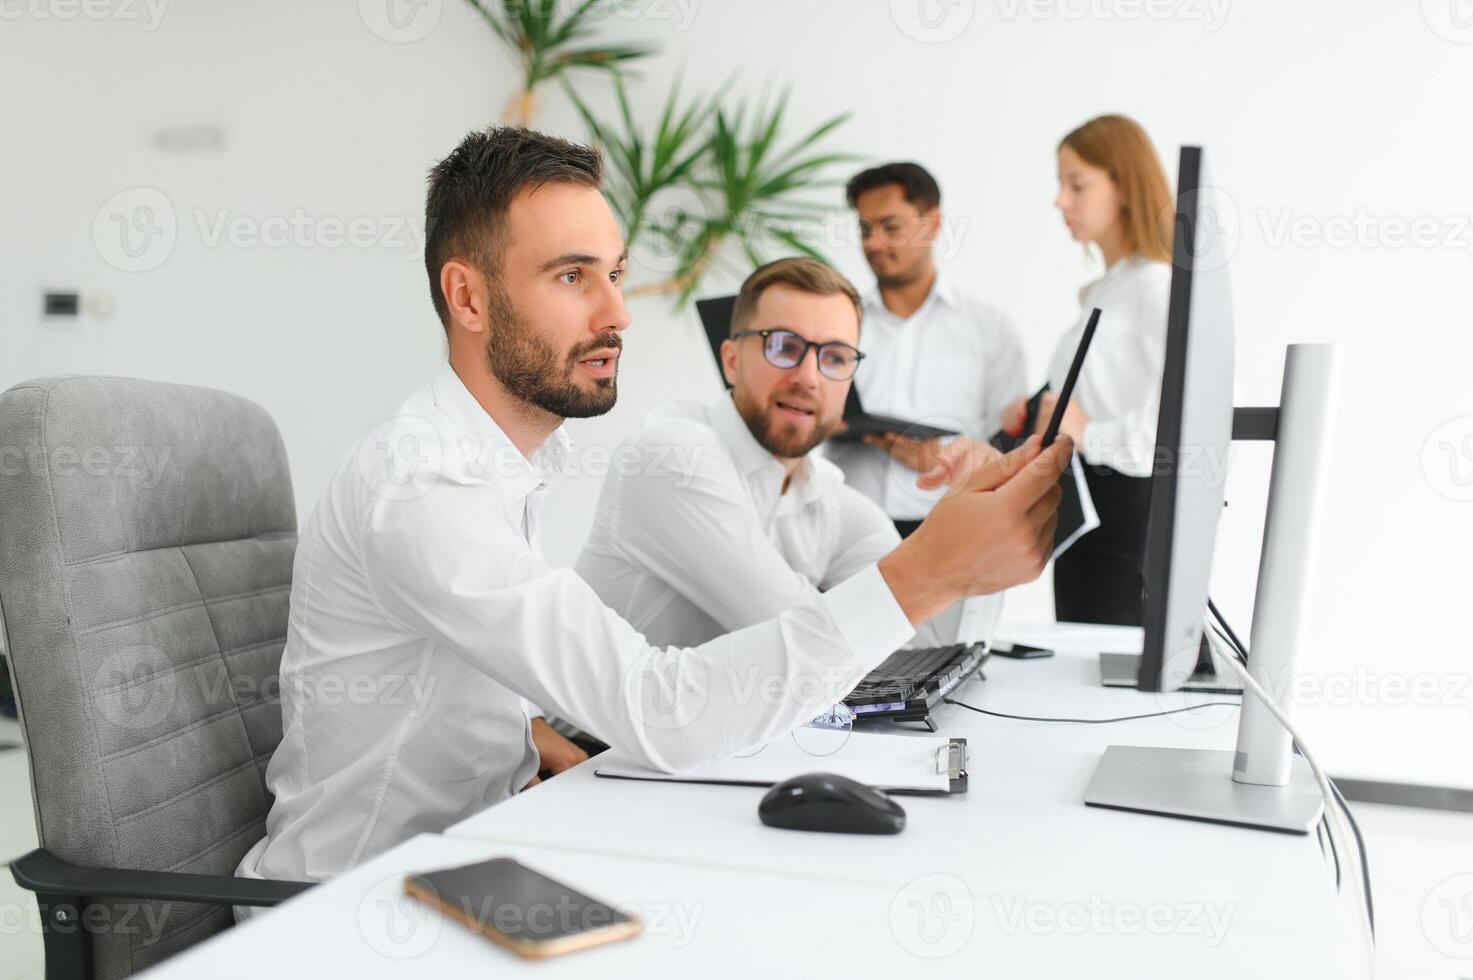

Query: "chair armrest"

xmin=10 ymin=848 xmax=313 ymax=908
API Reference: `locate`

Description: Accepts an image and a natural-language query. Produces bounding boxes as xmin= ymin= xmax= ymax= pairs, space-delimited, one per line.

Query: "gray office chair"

xmin=0 ymin=376 xmax=313 ymax=979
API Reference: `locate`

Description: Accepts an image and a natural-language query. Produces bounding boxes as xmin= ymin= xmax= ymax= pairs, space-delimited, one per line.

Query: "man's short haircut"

xmin=424 ymin=126 xmax=603 ymax=331
xmin=730 ymin=257 xmax=863 ymax=335
xmin=844 ymin=162 xmax=941 ymax=212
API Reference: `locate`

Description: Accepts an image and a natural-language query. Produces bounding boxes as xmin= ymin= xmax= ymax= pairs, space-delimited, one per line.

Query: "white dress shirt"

xmin=1046 ymin=256 xmax=1172 ymax=478
xmin=236 ymin=363 xmax=914 ymax=895
xmin=576 ymin=394 xmax=955 ymax=649
xmin=826 ymin=273 xmax=1026 ymax=520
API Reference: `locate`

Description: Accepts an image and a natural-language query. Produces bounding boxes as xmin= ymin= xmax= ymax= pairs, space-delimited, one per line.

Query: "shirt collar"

xmin=862 ymin=269 xmax=956 ymax=321
xmin=705 ymin=393 xmax=840 ymax=506
xmin=430 ymin=361 xmax=570 ymax=504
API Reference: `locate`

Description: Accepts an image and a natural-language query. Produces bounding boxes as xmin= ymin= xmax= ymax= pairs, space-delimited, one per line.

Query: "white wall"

xmin=3 ymin=0 xmax=1470 ymax=788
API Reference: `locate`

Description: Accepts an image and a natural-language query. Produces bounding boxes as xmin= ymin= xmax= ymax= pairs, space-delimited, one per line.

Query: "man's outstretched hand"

xmin=878 ymin=435 xmax=1071 ymax=625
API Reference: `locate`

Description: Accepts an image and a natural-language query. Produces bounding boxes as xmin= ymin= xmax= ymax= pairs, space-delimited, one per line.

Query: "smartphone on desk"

xmin=404 ymin=857 xmax=641 ymax=959
xmin=991 ymin=641 xmax=1055 ymax=660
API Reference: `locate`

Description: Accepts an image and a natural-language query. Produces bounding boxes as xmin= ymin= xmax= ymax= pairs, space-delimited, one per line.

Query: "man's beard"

xmin=732 ymin=385 xmax=839 ymax=461
xmin=484 ymin=283 xmax=620 ymax=420
xmin=867 ymin=251 xmax=928 ymax=290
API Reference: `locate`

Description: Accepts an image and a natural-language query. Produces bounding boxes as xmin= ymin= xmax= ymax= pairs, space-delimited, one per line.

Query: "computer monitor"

xmin=1094 ymin=146 xmax=1242 ymax=695
xmin=1136 ymin=145 xmax=1237 ymax=693
xmin=1083 ymin=145 xmax=1336 ymax=832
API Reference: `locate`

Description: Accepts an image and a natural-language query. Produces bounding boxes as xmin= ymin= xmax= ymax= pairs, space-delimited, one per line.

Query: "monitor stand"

xmin=1084 ymin=745 xmax=1323 ymax=833
xmin=1098 ymin=638 xmax=1243 ymax=694
xmin=1084 ymin=343 xmax=1339 ymax=834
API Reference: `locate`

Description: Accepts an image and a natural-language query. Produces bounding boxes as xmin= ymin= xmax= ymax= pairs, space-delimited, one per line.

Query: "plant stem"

xmin=503 ymin=88 xmax=536 ymax=126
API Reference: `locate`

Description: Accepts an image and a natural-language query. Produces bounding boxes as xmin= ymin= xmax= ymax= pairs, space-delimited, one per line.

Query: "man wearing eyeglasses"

xmin=576 ymin=257 xmax=986 ymax=649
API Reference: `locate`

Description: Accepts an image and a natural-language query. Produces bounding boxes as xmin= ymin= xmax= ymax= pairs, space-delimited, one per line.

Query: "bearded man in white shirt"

xmin=577 ymin=257 xmax=985 ymax=650
xmin=826 ymin=162 xmax=1028 ymax=539
xmin=236 ymin=128 xmax=1070 ymax=896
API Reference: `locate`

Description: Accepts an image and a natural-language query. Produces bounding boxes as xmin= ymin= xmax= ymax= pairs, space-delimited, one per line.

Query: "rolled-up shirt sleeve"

xmin=361 ymin=481 xmax=915 ymax=773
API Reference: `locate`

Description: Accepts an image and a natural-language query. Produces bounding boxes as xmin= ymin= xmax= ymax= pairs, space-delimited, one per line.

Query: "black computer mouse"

xmin=758 ymin=772 xmax=906 ymax=834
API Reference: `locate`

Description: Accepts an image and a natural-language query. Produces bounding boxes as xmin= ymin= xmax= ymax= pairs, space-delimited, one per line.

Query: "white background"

xmin=2 ymin=0 xmax=1470 ymax=789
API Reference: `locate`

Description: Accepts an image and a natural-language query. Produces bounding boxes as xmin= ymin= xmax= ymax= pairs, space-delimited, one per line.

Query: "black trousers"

xmin=1053 ymin=463 xmax=1152 ymax=626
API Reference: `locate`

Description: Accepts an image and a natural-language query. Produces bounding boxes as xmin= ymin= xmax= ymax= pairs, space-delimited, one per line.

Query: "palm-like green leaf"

xmin=568 ymin=74 xmax=714 ymax=248
xmin=676 ymin=91 xmax=854 ymax=293
xmin=466 ymin=0 xmax=656 ymax=101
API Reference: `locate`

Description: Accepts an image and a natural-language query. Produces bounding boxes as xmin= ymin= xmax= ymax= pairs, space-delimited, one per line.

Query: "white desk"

xmin=443 ymin=625 xmax=1354 ymax=974
xmin=142 ymin=626 xmax=1356 ymax=977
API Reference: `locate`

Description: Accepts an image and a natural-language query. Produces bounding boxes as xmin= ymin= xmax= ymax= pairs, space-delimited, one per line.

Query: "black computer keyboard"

xmin=846 ymin=643 xmax=980 ymax=707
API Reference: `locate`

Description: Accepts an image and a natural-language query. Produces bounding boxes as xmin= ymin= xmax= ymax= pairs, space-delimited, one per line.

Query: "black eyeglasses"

xmin=732 ymin=328 xmax=865 ymax=382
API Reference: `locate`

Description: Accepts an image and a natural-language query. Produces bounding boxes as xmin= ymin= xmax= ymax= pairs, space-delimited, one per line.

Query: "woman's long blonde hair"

xmin=1060 ymin=114 xmax=1173 ymax=264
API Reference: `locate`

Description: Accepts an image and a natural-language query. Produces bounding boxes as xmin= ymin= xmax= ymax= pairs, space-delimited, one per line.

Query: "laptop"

xmin=694 ymin=294 xmax=959 ymax=441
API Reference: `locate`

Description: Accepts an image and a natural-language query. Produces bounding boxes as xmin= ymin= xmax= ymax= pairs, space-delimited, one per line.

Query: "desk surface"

xmin=143 ymin=625 xmax=1356 ymax=977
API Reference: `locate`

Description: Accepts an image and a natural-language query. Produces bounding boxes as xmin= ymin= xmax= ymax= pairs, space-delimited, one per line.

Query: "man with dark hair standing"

xmin=828 ymin=162 xmax=1027 ymax=539
xmin=236 ymin=130 xmax=1069 ymax=895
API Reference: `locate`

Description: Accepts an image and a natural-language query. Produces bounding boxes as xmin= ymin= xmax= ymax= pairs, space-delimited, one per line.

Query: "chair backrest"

xmin=0 ymin=376 xmax=296 ymax=977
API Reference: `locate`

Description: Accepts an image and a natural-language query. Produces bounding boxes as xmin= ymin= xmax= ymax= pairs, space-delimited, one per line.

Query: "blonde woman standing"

xmin=1002 ymin=114 xmax=1174 ymax=625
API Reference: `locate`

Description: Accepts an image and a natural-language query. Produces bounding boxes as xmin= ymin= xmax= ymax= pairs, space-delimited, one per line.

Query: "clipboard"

xmin=593 ymin=732 xmax=969 ymax=796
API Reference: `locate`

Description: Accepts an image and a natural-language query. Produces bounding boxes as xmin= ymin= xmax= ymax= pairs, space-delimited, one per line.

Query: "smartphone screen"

xmin=404 ymin=857 xmax=641 ymax=958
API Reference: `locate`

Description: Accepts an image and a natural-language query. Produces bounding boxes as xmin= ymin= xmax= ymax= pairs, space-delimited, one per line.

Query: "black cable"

xmin=1206 ymin=598 xmax=1249 ymax=665
xmin=942 ymin=699 xmax=1239 ymax=725
xmin=1321 ymin=815 xmax=1341 ymax=891
xmin=1206 ymin=597 xmax=1375 ymax=941
xmin=1330 ymin=777 xmax=1375 ymax=936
